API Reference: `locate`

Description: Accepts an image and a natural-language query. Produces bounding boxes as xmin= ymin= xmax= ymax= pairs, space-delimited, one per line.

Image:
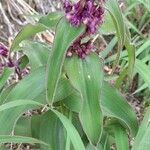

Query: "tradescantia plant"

xmin=0 ymin=0 xmax=149 ymax=149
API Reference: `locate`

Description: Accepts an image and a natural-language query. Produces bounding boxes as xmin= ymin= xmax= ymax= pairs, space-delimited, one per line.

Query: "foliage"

xmin=0 ymin=0 xmax=149 ymax=149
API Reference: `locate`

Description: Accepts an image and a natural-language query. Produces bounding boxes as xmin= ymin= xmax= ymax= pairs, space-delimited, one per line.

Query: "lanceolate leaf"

xmin=46 ymin=17 xmax=85 ymax=104
xmin=0 ymin=100 xmax=44 ymax=112
xmin=0 ymin=67 xmax=46 ymax=135
xmin=0 ymin=66 xmax=80 ymax=135
xmin=62 ymin=81 xmax=138 ymax=137
xmin=132 ymin=106 xmax=150 ymax=150
xmin=0 ymin=68 xmax=13 ymax=91
xmin=22 ymin=41 xmax=50 ymax=70
xmin=109 ymin=123 xmax=129 ymax=150
xmin=105 ymin=0 xmax=126 ymax=70
xmin=0 ymin=135 xmax=48 ymax=146
xmin=31 ymin=111 xmax=66 ymax=150
xmin=10 ymin=24 xmax=46 ymax=51
xmin=135 ymin=59 xmax=150 ymax=90
xmin=64 ymin=53 xmax=103 ymax=145
xmin=52 ymin=109 xmax=85 ymax=150
xmin=101 ymin=81 xmax=138 ymax=136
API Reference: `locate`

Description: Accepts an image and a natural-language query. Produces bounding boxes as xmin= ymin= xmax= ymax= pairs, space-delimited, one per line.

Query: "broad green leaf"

xmin=39 ymin=12 xmax=63 ymax=28
xmin=14 ymin=117 xmax=32 ymax=137
xmin=32 ymin=111 xmax=66 ymax=150
xmin=0 ymin=84 xmax=16 ymax=104
xmin=10 ymin=24 xmax=46 ymax=51
xmin=64 ymin=53 xmax=103 ymax=145
xmin=135 ymin=59 xmax=150 ymax=90
xmin=22 ymin=41 xmax=50 ymax=69
xmin=63 ymin=92 xmax=81 ymax=113
xmin=132 ymin=106 xmax=150 ymax=150
xmin=0 ymin=66 xmax=79 ymax=135
xmin=4 ymin=67 xmax=46 ymax=103
xmin=0 ymin=135 xmax=48 ymax=146
xmin=0 ymin=68 xmax=13 ymax=91
xmin=0 ymin=100 xmax=44 ymax=112
xmin=51 ymin=109 xmax=85 ymax=150
xmin=62 ymin=81 xmax=138 ymax=137
xmin=0 ymin=67 xmax=46 ymax=135
xmin=109 ymin=123 xmax=129 ymax=150
xmin=46 ymin=17 xmax=85 ymax=104
xmin=101 ymin=81 xmax=138 ymax=136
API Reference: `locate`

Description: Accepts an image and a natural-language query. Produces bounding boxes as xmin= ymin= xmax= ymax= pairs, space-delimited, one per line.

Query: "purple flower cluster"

xmin=64 ymin=0 xmax=105 ymax=58
xmin=0 ymin=43 xmax=8 ymax=58
xmin=0 ymin=43 xmax=26 ymax=79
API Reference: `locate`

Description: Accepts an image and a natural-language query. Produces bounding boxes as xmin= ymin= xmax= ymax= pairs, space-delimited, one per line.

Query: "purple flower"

xmin=64 ymin=0 xmax=105 ymax=58
xmin=0 ymin=43 xmax=8 ymax=57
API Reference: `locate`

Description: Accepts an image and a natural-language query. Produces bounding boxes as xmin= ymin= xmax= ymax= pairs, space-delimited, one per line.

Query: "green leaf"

xmin=0 ymin=135 xmax=48 ymax=146
xmin=0 ymin=100 xmax=44 ymax=112
xmin=135 ymin=59 xmax=150 ymax=90
xmin=0 ymin=84 xmax=16 ymax=105
xmin=109 ymin=123 xmax=129 ymax=150
xmin=62 ymin=81 xmax=138 ymax=137
xmin=125 ymin=38 xmax=136 ymax=79
xmin=99 ymin=12 xmax=116 ymax=35
xmin=18 ymin=55 xmax=29 ymax=70
xmin=0 ymin=67 xmax=46 ymax=135
xmin=4 ymin=67 xmax=46 ymax=103
xmin=10 ymin=24 xmax=46 ymax=51
xmin=32 ymin=111 xmax=66 ymax=150
xmin=46 ymin=17 xmax=85 ymax=104
xmin=0 ymin=66 xmax=81 ymax=135
xmin=22 ymin=41 xmax=50 ymax=69
xmin=14 ymin=117 xmax=32 ymax=137
xmin=39 ymin=12 xmax=63 ymax=28
xmin=51 ymin=109 xmax=85 ymax=150
xmin=132 ymin=106 xmax=150 ymax=150
xmin=101 ymin=81 xmax=138 ymax=136
xmin=105 ymin=0 xmax=126 ymax=70
xmin=0 ymin=68 xmax=13 ymax=91
xmin=64 ymin=53 xmax=103 ymax=145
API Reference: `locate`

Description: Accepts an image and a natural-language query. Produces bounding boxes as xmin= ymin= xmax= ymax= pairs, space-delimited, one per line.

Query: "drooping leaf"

xmin=62 ymin=81 xmax=138 ymax=137
xmin=46 ymin=17 xmax=85 ymax=104
xmin=64 ymin=53 xmax=103 ymax=145
xmin=101 ymin=81 xmax=138 ymax=137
